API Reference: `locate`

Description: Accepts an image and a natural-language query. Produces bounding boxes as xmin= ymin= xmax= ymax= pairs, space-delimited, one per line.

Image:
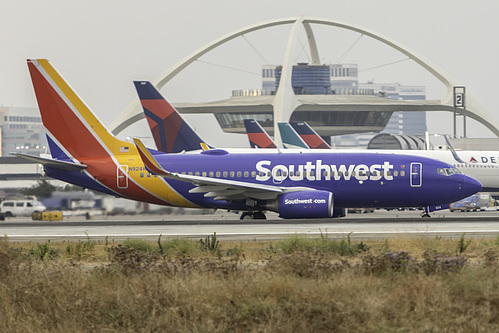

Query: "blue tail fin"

xmin=134 ymin=81 xmax=211 ymax=153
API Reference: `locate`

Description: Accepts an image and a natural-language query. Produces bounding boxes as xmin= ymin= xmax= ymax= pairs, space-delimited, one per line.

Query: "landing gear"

xmin=252 ymin=211 xmax=267 ymax=220
xmin=240 ymin=211 xmax=267 ymax=220
xmin=240 ymin=212 xmax=252 ymax=220
xmin=421 ymin=207 xmax=431 ymax=218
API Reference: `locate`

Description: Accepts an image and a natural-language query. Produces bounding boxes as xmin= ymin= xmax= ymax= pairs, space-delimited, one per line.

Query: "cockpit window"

xmin=437 ymin=167 xmax=462 ymax=176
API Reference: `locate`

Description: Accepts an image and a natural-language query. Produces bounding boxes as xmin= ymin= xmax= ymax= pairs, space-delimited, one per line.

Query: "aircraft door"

xmin=410 ymin=162 xmax=422 ymax=187
xmin=117 ymin=165 xmax=129 ymax=189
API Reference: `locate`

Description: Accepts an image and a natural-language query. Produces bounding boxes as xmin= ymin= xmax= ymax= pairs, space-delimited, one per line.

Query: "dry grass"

xmin=1 ymin=234 xmax=499 ymax=332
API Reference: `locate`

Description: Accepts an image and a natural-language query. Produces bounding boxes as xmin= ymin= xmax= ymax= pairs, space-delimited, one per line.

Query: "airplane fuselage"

xmin=45 ymin=149 xmax=480 ymax=212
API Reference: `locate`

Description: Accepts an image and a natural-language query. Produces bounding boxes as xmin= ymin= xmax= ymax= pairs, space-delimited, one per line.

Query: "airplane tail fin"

xmin=290 ymin=122 xmax=331 ymax=149
xmin=134 ymin=81 xmax=211 ymax=153
xmin=26 ymin=59 xmax=131 ymax=161
xmin=277 ymin=122 xmax=309 ymax=149
xmin=243 ymin=119 xmax=276 ymax=148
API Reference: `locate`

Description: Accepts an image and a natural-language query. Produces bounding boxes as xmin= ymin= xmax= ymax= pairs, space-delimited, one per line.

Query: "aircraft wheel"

xmin=421 ymin=213 xmax=431 ymax=218
xmin=240 ymin=212 xmax=252 ymax=220
xmin=252 ymin=211 xmax=267 ymax=220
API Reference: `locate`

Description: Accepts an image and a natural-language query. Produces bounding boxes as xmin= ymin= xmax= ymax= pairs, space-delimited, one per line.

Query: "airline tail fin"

xmin=26 ymin=59 xmax=131 ymax=161
xmin=134 ymin=81 xmax=211 ymax=153
xmin=277 ymin=122 xmax=309 ymax=149
xmin=290 ymin=122 xmax=331 ymax=149
xmin=243 ymin=119 xmax=276 ymax=148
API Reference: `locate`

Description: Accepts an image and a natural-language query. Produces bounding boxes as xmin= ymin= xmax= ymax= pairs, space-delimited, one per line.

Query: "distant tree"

xmin=62 ymin=184 xmax=84 ymax=192
xmin=21 ymin=179 xmax=56 ymax=199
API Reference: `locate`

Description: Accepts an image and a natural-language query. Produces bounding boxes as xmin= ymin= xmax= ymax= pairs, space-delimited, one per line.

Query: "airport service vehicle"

xmin=17 ymin=59 xmax=482 ymax=220
xmin=0 ymin=199 xmax=46 ymax=217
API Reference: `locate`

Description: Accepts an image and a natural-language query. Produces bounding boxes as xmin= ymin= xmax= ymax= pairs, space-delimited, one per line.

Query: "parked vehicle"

xmin=450 ymin=193 xmax=491 ymax=212
xmin=0 ymin=199 xmax=46 ymax=217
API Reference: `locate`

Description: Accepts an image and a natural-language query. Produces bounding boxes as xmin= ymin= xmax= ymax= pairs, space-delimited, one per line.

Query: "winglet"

xmin=443 ymin=135 xmax=466 ymax=164
xmin=200 ymin=142 xmax=210 ymax=151
xmin=133 ymin=138 xmax=170 ymax=176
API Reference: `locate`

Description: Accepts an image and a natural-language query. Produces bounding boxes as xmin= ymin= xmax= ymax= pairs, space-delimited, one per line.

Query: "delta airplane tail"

xmin=134 ymin=81 xmax=210 ymax=153
xmin=243 ymin=119 xmax=276 ymax=148
xmin=290 ymin=122 xmax=331 ymax=149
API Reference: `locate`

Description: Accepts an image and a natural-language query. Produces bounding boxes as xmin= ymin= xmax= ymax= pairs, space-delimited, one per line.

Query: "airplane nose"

xmin=462 ymin=175 xmax=483 ymax=196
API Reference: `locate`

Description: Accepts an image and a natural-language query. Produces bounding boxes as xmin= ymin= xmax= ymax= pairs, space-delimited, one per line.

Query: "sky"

xmin=1 ymin=0 xmax=499 ymax=147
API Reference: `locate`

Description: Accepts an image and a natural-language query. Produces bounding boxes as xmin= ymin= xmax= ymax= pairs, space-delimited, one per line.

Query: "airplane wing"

xmin=12 ymin=153 xmax=88 ymax=171
xmin=133 ymin=138 xmax=311 ymax=201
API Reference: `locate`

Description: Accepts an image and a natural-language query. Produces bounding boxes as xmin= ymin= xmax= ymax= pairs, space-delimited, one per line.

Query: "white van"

xmin=0 ymin=200 xmax=46 ymax=217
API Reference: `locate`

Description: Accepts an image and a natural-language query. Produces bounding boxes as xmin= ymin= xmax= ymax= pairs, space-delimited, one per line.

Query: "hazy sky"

xmin=2 ymin=1 xmax=498 ymax=147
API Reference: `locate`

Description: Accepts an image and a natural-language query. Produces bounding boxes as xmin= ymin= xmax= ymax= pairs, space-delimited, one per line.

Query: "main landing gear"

xmin=240 ymin=211 xmax=267 ymax=220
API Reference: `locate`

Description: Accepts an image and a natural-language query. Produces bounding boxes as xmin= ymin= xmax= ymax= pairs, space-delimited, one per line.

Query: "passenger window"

xmin=147 ymin=173 xmax=151 ymax=177
xmin=140 ymin=172 xmax=144 ymax=178
xmin=394 ymin=170 xmax=399 ymax=177
xmin=230 ymin=171 xmax=235 ymax=177
xmin=216 ymin=172 xmax=221 ymax=177
xmin=195 ymin=172 xmax=200 ymax=176
xmin=400 ymin=170 xmax=405 ymax=177
xmin=244 ymin=171 xmax=249 ymax=177
xmin=251 ymin=171 xmax=256 ymax=177
xmin=237 ymin=171 xmax=242 ymax=177
xmin=209 ymin=172 xmax=214 ymax=177
xmin=188 ymin=172 xmax=193 ymax=176
xmin=27 ymin=203 xmax=33 ymax=207
xmin=16 ymin=202 xmax=24 ymax=207
xmin=202 ymin=172 xmax=207 ymax=177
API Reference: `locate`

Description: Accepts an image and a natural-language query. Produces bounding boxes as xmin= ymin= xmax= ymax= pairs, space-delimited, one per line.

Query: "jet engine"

xmin=265 ymin=190 xmax=334 ymax=219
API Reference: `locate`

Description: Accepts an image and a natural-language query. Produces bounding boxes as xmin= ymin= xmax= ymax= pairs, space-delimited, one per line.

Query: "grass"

xmin=1 ymin=234 xmax=499 ymax=331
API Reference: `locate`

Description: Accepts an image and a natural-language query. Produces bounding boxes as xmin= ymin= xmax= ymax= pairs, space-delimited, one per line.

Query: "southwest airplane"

xmin=139 ymin=81 xmax=499 ymax=199
xmin=278 ymin=121 xmax=499 ymax=193
xmin=20 ymin=59 xmax=481 ymax=220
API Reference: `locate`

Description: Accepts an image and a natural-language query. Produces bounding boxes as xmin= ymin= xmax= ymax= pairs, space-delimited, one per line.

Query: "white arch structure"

xmin=110 ymin=16 xmax=499 ymax=141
